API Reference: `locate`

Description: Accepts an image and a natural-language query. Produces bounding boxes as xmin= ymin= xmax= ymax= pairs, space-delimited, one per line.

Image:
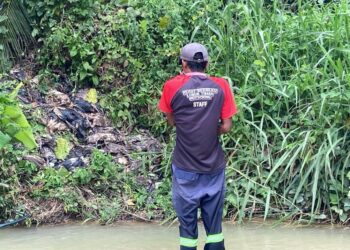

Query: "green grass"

xmin=210 ymin=0 xmax=350 ymax=223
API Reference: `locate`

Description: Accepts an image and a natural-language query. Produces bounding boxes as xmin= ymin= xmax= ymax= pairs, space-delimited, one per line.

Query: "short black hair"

xmin=186 ymin=52 xmax=207 ymax=72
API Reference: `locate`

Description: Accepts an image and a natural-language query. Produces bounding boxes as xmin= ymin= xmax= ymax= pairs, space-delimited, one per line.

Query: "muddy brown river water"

xmin=0 ymin=222 xmax=349 ymax=250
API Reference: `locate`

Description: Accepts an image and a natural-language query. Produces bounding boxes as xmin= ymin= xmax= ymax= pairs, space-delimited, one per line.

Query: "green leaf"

xmin=0 ymin=131 xmax=11 ymax=149
xmin=9 ymin=83 xmax=23 ymax=100
xmin=257 ymin=70 xmax=264 ymax=78
xmin=92 ymin=76 xmax=99 ymax=86
xmin=118 ymin=110 xmax=124 ymax=117
xmin=346 ymin=171 xmax=350 ymax=180
xmin=14 ymin=129 xmax=38 ymax=150
xmin=0 ymin=26 xmax=8 ymax=34
xmin=70 ymin=47 xmax=78 ymax=57
xmin=86 ymin=88 xmax=97 ymax=104
xmin=0 ymin=182 xmax=10 ymax=188
xmin=55 ymin=137 xmax=71 ymax=160
xmin=139 ymin=20 xmax=148 ymax=35
xmin=226 ymin=194 xmax=237 ymax=206
xmin=3 ymin=105 xmax=30 ymax=128
xmin=0 ymin=92 xmax=37 ymax=149
xmin=254 ymin=59 xmax=266 ymax=67
xmin=264 ymin=188 xmax=271 ymax=221
xmin=0 ymin=15 xmax=8 ymax=23
xmin=83 ymin=62 xmax=93 ymax=71
xmin=159 ymin=16 xmax=170 ymax=29
xmin=79 ymin=71 xmax=87 ymax=80
xmin=339 ymin=213 xmax=348 ymax=223
xmin=329 ymin=193 xmax=339 ymax=205
xmin=31 ymin=28 xmax=39 ymax=37
xmin=331 ymin=206 xmax=343 ymax=215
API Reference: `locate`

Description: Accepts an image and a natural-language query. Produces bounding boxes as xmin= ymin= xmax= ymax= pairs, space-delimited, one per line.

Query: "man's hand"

xmin=218 ymin=118 xmax=232 ymax=134
xmin=165 ymin=112 xmax=175 ymax=126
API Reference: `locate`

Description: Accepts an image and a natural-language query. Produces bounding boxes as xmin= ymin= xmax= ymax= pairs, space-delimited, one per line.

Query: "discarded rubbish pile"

xmin=1 ymin=66 xmax=168 ymax=225
xmin=11 ymin=68 xmax=163 ymax=172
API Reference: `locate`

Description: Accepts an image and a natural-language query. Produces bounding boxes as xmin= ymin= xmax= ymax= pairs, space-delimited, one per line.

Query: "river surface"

xmin=1 ymin=222 xmax=349 ymax=250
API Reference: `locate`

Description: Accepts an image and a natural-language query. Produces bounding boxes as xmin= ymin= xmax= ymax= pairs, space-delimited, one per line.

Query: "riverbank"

xmin=1 ymin=58 xmax=349 ymax=226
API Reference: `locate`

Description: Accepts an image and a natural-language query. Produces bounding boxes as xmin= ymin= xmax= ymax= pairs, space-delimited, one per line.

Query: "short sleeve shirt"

xmin=158 ymin=73 xmax=237 ymax=174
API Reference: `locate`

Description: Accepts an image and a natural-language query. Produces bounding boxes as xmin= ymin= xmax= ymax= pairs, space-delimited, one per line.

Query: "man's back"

xmin=159 ymin=73 xmax=236 ymax=173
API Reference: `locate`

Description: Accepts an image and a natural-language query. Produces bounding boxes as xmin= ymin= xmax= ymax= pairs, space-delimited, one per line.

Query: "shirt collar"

xmin=184 ymin=72 xmax=207 ymax=77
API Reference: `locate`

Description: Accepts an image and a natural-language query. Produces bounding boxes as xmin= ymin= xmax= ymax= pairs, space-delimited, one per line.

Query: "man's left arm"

xmin=219 ymin=118 xmax=232 ymax=134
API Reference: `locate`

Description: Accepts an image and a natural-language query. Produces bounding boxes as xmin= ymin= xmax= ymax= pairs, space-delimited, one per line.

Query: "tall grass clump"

xmin=202 ymin=0 xmax=350 ymax=223
xmin=0 ymin=0 xmax=33 ymax=70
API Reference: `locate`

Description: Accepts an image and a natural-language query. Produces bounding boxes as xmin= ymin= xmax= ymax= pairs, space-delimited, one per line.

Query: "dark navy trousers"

xmin=172 ymin=165 xmax=226 ymax=250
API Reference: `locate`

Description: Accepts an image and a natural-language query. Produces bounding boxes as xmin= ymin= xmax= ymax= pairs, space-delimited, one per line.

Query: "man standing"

xmin=158 ymin=43 xmax=237 ymax=250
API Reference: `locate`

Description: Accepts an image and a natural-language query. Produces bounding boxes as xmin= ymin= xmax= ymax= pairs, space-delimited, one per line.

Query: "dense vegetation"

xmin=1 ymin=0 xmax=349 ymax=225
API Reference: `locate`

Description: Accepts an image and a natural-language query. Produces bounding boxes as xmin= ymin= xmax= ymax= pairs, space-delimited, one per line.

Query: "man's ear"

xmin=182 ymin=60 xmax=187 ymax=69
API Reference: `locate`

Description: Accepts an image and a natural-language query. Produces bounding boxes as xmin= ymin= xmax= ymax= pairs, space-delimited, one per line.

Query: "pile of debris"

xmin=8 ymin=68 xmax=163 ymax=172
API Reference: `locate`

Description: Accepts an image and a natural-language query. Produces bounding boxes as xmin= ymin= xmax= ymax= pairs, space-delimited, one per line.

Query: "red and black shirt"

xmin=159 ymin=73 xmax=237 ymax=174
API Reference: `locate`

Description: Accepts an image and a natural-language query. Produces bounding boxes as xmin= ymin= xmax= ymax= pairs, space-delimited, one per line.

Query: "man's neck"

xmin=184 ymin=71 xmax=207 ymax=77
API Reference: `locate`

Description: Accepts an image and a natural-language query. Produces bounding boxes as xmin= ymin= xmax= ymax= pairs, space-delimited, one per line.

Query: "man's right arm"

xmin=164 ymin=112 xmax=175 ymax=127
xmin=159 ymin=81 xmax=176 ymax=127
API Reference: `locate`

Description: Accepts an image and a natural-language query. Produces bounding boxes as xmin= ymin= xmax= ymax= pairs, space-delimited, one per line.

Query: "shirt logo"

xmin=182 ymin=88 xmax=218 ymax=108
xmin=182 ymin=88 xmax=218 ymax=101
